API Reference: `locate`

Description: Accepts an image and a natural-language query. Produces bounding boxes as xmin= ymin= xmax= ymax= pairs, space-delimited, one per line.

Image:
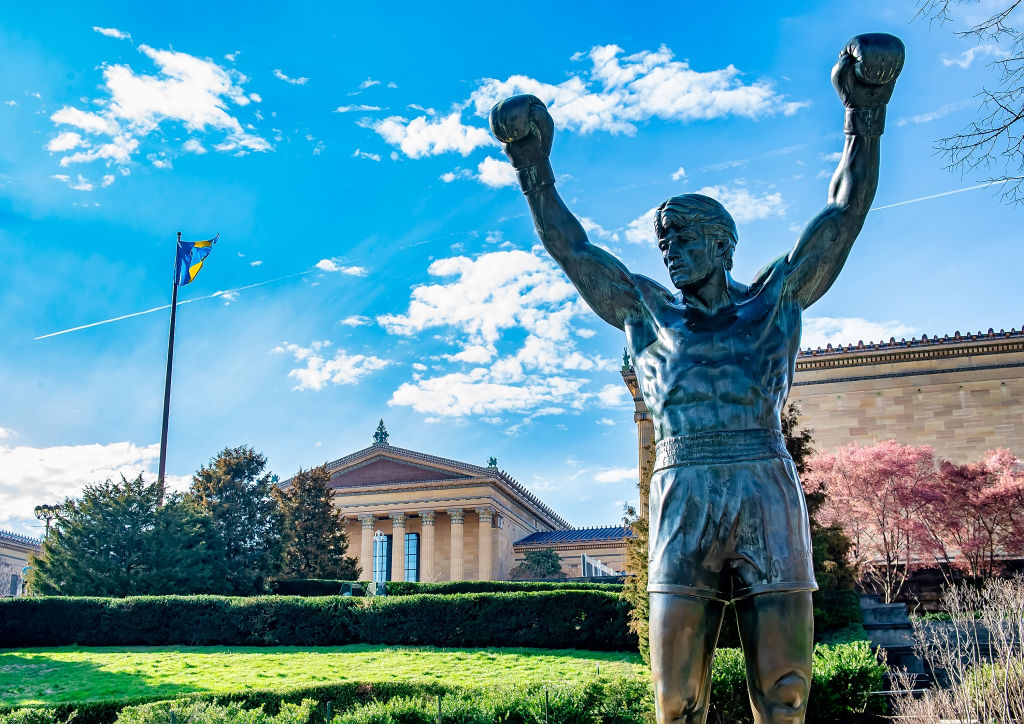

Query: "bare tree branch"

xmin=916 ymin=0 xmax=1024 ymax=203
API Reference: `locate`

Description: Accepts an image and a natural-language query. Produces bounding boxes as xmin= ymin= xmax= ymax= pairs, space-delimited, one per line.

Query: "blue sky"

xmin=2 ymin=1 xmax=1022 ymax=539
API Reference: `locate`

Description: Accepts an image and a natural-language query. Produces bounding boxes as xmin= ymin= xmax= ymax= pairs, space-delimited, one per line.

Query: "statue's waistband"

xmin=654 ymin=429 xmax=791 ymax=470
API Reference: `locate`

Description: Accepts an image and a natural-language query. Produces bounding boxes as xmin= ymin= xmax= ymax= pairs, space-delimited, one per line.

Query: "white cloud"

xmin=895 ymin=100 xmax=974 ymax=127
xmin=93 ymin=26 xmax=131 ymax=41
xmin=801 ymin=316 xmax=916 ymax=350
xmin=100 ymin=174 xmax=115 ymax=187
xmin=576 ymin=328 xmax=596 ymax=338
xmin=624 ymin=206 xmax=658 ymax=245
xmin=411 ymin=362 xmax=428 ymax=371
xmin=273 ymin=341 xmax=391 ymax=390
xmin=376 ymin=45 xmax=802 ymax=161
xmin=671 ymin=166 xmax=687 ymax=181
xmin=596 ymin=383 xmax=630 ymax=408
xmin=272 ymin=69 xmax=309 ymax=85
xmin=148 ymin=153 xmax=172 ymax=169
xmin=52 ymin=173 xmax=94 ymax=191
xmin=579 ymin=216 xmax=620 ymax=243
xmin=597 ymin=417 xmax=616 ymax=426
xmin=48 ymin=43 xmax=269 ymax=170
xmin=316 ymin=258 xmax=368 ymax=276
xmin=476 ymin=156 xmax=517 ymax=187
xmin=4 ymin=100 xmax=16 ymax=106
xmin=359 ymin=78 xmax=381 ymax=89
xmin=382 ymin=248 xmax=617 ymax=418
xmin=183 ymin=138 xmax=207 ymax=154
xmin=47 ymin=132 xmax=85 ymax=152
xmin=225 ymin=51 xmax=240 ymax=63
xmin=336 ymin=104 xmax=382 ymax=113
xmin=0 ymin=438 xmax=187 ymax=535
xmin=819 ymin=151 xmax=842 ymax=162
xmin=352 ymin=148 xmax=381 ymax=161
xmin=340 ymin=315 xmax=371 ymax=327
xmin=594 ymin=467 xmax=635 ymax=484
xmin=373 ymin=111 xmax=494 ymax=159
xmin=941 ymin=44 xmax=1007 ymax=69
xmin=692 ymin=184 xmax=786 ymax=223
xmin=249 ymin=260 xmax=262 ymax=267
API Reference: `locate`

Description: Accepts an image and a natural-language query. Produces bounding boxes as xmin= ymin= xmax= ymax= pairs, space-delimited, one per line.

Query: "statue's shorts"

xmin=647 ymin=429 xmax=817 ymax=603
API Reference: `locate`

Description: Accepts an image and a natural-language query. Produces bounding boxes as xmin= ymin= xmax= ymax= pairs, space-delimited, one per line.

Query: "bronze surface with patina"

xmin=490 ymin=32 xmax=904 ymax=723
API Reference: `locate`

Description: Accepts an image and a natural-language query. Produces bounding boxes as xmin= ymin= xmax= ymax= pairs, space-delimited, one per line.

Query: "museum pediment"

xmin=328 ymin=453 xmax=473 ymax=488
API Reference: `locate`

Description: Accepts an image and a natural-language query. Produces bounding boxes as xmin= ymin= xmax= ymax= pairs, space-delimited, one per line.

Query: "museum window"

xmin=405 ymin=532 xmax=420 ymax=582
xmin=372 ymin=533 xmax=392 ymax=582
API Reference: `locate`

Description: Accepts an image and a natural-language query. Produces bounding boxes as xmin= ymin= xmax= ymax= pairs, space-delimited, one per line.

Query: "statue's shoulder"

xmin=749 ymin=254 xmax=790 ymax=295
xmin=633 ymin=274 xmax=675 ymax=305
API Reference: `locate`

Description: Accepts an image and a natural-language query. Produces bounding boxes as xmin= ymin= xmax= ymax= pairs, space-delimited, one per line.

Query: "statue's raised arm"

xmin=785 ymin=33 xmax=905 ymax=309
xmin=490 ymin=96 xmax=654 ymax=336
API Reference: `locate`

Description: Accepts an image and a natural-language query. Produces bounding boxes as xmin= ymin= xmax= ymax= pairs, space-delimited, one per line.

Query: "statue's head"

xmin=654 ymin=194 xmax=738 ymax=277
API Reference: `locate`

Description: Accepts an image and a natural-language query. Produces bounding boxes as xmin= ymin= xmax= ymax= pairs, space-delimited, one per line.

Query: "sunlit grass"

xmin=0 ymin=645 xmax=646 ymax=706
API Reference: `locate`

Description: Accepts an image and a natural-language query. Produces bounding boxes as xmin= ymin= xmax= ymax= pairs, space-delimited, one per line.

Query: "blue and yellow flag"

xmin=176 ymin=233 xmax=218 ymax=286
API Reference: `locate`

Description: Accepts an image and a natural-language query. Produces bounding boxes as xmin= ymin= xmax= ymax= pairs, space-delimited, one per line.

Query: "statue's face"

xmin=658 ymin=221 xmax=720 ymax=290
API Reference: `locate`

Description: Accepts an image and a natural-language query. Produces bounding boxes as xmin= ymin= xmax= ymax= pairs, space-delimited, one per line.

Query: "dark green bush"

xmin=268 ymin=580 xmax=364 ymax=596
xmin=317 ymin=580 xmax=622 ymax=596
xmin=706 ymin=641 xmax=886 ymax=723
xmin=0 ymin=591 xmax=633 ymax=650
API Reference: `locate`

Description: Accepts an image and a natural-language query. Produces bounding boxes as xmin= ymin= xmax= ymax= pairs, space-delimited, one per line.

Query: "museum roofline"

xmin=321 ymin=444 xmax=572 ymax=529
xmin=0 ymin=529 xmax=42 ymax=549
xmin=795 ymin=326 xmax=1023 ymax=358
xmin=514 ymin=525 xmax=632 ymax=546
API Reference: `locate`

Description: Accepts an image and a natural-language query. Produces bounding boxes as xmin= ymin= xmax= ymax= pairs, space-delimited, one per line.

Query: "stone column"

xmin=447 ymin=508 xmax=464 ymax=581
xmin=419 ymin=511 xmax=436 ymax=581
xmin=476 ymin=508 xmax=494 ymax=580
xmin=358 ymin=514 xmax=375 ymax=579
xmin=390 ymin=513 xmax=406 ymax=582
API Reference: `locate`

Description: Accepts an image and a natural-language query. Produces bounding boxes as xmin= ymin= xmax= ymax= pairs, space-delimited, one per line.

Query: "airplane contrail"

xmin=34 ymin=271 xmax=312 ymax=340
xmin=873 ymin=179 xmax=1008 ymax=210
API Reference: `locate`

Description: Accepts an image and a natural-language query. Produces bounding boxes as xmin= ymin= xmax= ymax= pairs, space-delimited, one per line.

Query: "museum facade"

xmin=320 ymin=426 xmax=628 ymax=583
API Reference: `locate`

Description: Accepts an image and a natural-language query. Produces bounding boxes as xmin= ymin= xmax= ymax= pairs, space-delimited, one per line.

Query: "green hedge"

xmin=268 ymin=580 xmax=365 ymax=597
xmin=0 ymin=591 xmax=635 ymax=650
xmin=383 ymin=580 xmax=622 ymax=595
xmin=0 ymin=643 xmax=883 ymax=724
xmin=267 ymin=579 xmax=622 ymax=596
xmin=0 ymin=677 xmax=653 ymax=724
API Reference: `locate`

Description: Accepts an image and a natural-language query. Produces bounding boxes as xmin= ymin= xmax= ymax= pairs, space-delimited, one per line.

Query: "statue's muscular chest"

xmin=627 ymin=289 xmax=794 ymax=422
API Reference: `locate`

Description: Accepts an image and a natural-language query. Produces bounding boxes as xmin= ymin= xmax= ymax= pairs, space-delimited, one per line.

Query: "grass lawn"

xmin=0 ymin=645 xmax=647 ymax=706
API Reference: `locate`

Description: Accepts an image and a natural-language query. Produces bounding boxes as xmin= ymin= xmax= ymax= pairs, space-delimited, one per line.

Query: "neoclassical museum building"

xmin=309 ymin=326 xmax=1024 ymax=585
xmin=325 ymin=423 xmax=627 ymax=584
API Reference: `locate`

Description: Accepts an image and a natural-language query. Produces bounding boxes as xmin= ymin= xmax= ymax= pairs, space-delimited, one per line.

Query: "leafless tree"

xmin=916 ymin=1 xmax=1024 ymax=203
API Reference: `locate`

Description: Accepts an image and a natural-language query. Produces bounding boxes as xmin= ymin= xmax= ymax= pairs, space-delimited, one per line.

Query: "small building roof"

xmin=0 ymin=529 xmax=42 ymax=550
xmin=515 ymin=525 xmax=631 ymax=546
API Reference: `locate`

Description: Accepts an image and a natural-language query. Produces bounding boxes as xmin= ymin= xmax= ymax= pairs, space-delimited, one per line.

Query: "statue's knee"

xmin=766 ymin=671 xmax=809 ymax=711
xmin=655 ymin=682 xmax=701 ymax=721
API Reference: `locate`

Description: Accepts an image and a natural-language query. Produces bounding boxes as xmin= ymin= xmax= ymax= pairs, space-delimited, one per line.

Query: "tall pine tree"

xmin=30 ymin=475 xmax=225 ymax=596
xmin=188 ymin=446 xmax=283 ymax=594
xmin=274 ymin=465 xmax=359 ymax=579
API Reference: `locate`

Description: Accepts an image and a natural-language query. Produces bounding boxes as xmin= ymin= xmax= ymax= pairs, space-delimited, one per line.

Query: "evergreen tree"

xmin=509 ymin=548 xmax=563 ymax=580
xmin=188 ymin=446 xmax=284 ymax=594
xmin=621 ymin=443 xmax=653 ymax=663
xmin=274 ymin=465 xmax=360 ymax=579
xmin=29 ymin=475 xmax=225 ymax=596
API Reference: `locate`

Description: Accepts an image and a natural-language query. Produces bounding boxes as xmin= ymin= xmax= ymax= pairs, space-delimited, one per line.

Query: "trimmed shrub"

xmin=356 ymin=592 xmax=635 ymax=650
xmin=277 ymin=580 xmax=623 ymax=596
xmin=268 ymin=580 xmax=364 ymax=596
xmin=0 ymin=591 xmax=633 ymax=651
xmin=707 ymin=641 xmax=886 ymax=723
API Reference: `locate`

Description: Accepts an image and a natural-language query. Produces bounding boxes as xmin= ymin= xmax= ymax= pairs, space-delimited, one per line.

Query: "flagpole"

xmin=157 ymin=231 xmax=182 ymax=504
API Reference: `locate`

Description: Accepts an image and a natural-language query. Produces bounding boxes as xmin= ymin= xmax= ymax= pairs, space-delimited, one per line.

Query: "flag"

xmin=176 ymin=233 xmax=219 ymax=286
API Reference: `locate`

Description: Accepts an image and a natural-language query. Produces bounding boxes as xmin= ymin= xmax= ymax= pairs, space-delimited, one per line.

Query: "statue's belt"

xmin=654 ymin=429 xmax=791 ymax=470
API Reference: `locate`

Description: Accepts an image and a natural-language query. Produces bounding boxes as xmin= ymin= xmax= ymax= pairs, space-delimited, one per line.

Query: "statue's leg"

xmin=734 ymin=591 xmax=814 ymax=724
xmin=649 ymin=592 xmax=725 ymax=724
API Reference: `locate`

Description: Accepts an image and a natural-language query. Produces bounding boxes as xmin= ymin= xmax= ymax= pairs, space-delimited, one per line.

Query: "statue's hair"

xmin=654 ymin=194 xmax=738 ymax=271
